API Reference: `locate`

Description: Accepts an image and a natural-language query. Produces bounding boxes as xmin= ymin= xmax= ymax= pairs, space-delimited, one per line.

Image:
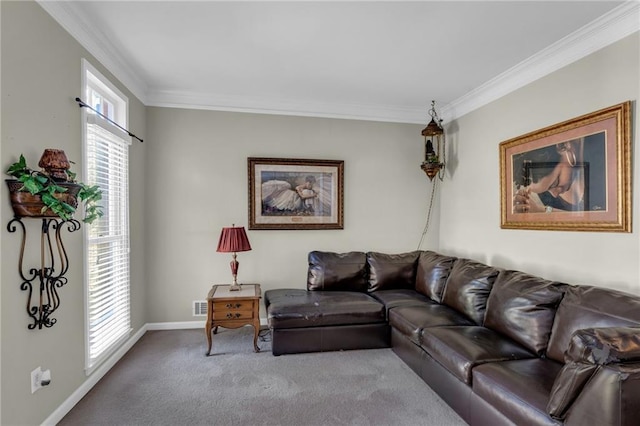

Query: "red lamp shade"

xmin=216 ymin=226 xmax=252 ymax=253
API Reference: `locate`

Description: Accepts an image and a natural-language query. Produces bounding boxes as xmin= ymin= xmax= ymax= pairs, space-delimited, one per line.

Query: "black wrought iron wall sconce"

xmin=5 ymin=149 xmax=97 ymax=330
xmin=7 ymin=217 xmax=80 ymax=329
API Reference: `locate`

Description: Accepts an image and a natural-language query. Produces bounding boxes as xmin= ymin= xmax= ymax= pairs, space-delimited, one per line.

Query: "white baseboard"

xmin=147 ymin=318 xmax=268 ymax=330
xmin=146 ymin=320 xmax=205 ymax=330
xmin=41 ymin=318 xmax=269 ymax=425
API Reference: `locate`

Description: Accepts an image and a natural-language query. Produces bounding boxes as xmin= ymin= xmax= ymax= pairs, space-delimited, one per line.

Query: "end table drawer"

xmin=213 ymin=301 xmax=255 ymax=311
xmin=213 ymin=310 xmax=255 ymax=320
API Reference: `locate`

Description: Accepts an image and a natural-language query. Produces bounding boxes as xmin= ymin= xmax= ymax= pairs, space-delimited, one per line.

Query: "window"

xmin=82 ymin=59 xmax=131 ymax=374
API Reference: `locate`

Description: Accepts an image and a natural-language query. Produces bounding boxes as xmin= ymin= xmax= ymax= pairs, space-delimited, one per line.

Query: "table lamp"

xmin=216 ymin=224 xmax=252 ymax=291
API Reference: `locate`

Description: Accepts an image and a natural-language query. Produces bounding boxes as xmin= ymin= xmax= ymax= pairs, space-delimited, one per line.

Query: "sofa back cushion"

xmin=415 ymin=251 xmax=457 ymax=303
xmin=484 ymin=270 xmax=566 ymax=355
xmin=367 ymin=251 xmax=420 ymax=292
xmin=441 ymin=258 xmax=500 ymax=325
xmin=546 ymin=285 xmax=640 ymax=362
xmin=307 ymin=251 xmax=367 ymax=292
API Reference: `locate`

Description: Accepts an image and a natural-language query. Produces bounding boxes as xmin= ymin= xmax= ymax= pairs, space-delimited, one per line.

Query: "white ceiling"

xmin=40 ymin=1 xmax=638 ymax=123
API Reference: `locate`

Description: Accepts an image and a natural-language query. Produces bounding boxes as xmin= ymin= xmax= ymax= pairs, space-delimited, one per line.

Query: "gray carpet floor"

xmin=60 ymin=327 xmax=466 ymax=426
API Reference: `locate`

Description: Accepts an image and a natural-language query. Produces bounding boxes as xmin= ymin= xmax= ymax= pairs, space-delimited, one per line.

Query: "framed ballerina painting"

xmin=500 ymin=101 xmax=631 ymax=232
xmin=248 ymin=157 xmax=344 ymax=230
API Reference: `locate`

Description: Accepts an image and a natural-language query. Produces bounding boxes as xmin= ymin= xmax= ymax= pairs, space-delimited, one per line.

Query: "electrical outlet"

xmin=31 ymin=367 xmax=42 ymax=394
xmin=41 ymin=369 xmax=51 ymax=386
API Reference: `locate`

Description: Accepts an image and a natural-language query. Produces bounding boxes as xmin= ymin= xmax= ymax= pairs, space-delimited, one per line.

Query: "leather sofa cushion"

xmin=484 ymin=270 xmax=565 ymax=356
xmin=546 ymin=285 xmax=640 ymax=362
xmin=420 ymin=326 xmax=535 ymax=384
xmin=415 ymin=251 xmax=457 ymax=303
xmin=389 ymin=304 xmax=474 ymax=345
xmin=367 ymin=251 xmax=420 ymax=292
xmin=307 ymin=251 xmax=367 ymax=292
xmin=441 ymin=258 xmax=500 ymax=325
xmin=369 ymin=289 xmax=432 ymax=317
xmin=473 ymin=359 xmax=563 ymax=426
xmin=265 ymin=289 xmax=385 ymax=329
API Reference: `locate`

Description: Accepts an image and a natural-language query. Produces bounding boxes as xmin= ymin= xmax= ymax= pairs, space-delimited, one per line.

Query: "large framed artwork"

xmin=248 ymin=157 xmax=344 ymax=230
xmin=500 ymin=101 xmax=631 ymax=232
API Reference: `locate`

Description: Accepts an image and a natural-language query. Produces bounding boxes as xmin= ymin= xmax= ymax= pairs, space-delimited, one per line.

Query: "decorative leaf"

xmin=6 ymin=155 xmax=29 ymax=177
xmin=23 ymin=179 xmax=41 ymax=194
xmin=41 ymin=192 xmax=57 ymax=205
xmin=49 ymin=184 xmax=67 ymax=194
xmin=61 ymin=202 xmax=75 ymax=213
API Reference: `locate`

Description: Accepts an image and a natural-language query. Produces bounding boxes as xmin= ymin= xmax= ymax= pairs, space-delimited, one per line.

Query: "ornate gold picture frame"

xmin=500 ymin=101 xmax=631 ymax=232
xmin=248 ymin=157 xmax=344 ymax=230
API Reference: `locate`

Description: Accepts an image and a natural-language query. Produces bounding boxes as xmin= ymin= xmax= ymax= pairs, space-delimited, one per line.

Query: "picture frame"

xmin=500 ymin=101 xmax=631 ymax=232
xmin=248 ymin=157 xmax=344 ymax=230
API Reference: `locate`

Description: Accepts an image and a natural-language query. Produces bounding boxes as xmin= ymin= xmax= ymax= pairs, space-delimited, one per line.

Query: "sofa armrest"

xmin=547 ymin=327 xmax=640 ymax=420
xmin=564 ymin=327 xmax=640 ymax=365
xmin=564 ymin=362 xmax=640 ymax=426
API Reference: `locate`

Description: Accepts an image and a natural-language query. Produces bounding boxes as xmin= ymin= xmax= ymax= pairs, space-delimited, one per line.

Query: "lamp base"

xmin=229 ymin=274 xmax=241 ymax=291
xmin=229 ymin=255 xmax=241 ymax=291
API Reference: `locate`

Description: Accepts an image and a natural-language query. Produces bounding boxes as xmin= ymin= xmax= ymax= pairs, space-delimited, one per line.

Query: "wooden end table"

xmin=205 ymin=284 xmax=261 ymax=356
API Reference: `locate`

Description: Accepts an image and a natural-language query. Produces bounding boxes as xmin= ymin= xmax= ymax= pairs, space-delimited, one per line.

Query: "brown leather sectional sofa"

xmin=264 ymin=250 xmax=640 ymax=425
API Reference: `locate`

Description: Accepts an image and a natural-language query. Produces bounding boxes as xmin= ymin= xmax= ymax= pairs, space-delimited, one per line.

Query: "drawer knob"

xmin=225 ymin=303 xmax=242 ymax=309
xmin=226 ymin=313 xmax=242 ymax=319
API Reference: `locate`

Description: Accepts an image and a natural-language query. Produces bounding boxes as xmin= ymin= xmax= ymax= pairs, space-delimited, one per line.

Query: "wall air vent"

xmin=193 ymin=301 xmax=207 ymax=316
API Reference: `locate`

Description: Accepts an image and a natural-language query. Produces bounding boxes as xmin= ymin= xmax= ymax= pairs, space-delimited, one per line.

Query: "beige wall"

xmin=440 ymin=33 xmax=640 ymax=295
xmin=144 ymin=108 xmax=431 ymax=322
xmin=0 ymin=2 xmax=147 ymax=425
xmin=2 ymin=0 xmax=639 ymax=424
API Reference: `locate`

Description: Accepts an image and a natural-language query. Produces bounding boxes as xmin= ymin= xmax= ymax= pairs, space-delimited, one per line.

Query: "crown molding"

xmin=147 ymin=89 xmax=426 ymax=124
xmin=38 ymin=1 xmax=638 ymax=124
xmin=443 ymin=1 xmax=640 ymax=122
xmin=36 ymin=0 xmax=149 ymax=104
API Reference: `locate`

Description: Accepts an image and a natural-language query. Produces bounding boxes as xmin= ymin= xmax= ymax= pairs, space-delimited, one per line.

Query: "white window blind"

xmin=83 ymin=62 xmax=131 ymax=373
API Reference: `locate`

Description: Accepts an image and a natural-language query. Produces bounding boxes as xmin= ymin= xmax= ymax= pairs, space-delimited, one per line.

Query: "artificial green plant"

xmin=7 ymin=154 xmax=103 ymax=224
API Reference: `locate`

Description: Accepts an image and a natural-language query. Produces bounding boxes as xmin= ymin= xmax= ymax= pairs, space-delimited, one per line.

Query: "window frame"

xmin=81 ymin=59 xmax=132 ymax=375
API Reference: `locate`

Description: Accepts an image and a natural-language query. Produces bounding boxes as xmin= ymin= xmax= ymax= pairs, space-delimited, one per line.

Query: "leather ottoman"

xmin=265 ymin=289 xmax=390 ymax=355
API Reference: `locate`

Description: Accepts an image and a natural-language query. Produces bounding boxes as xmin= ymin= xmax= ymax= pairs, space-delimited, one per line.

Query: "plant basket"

xmin=6 ymin=179 xmax=81 ymax=218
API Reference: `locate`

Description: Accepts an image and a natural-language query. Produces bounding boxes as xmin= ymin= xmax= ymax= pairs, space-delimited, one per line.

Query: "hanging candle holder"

xmin=420 ymin=100 xmax=446 ymax=181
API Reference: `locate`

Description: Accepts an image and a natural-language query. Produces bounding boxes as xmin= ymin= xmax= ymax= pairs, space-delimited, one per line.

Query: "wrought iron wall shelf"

xmin=7 ymin=217 xmax=81 ymax=329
